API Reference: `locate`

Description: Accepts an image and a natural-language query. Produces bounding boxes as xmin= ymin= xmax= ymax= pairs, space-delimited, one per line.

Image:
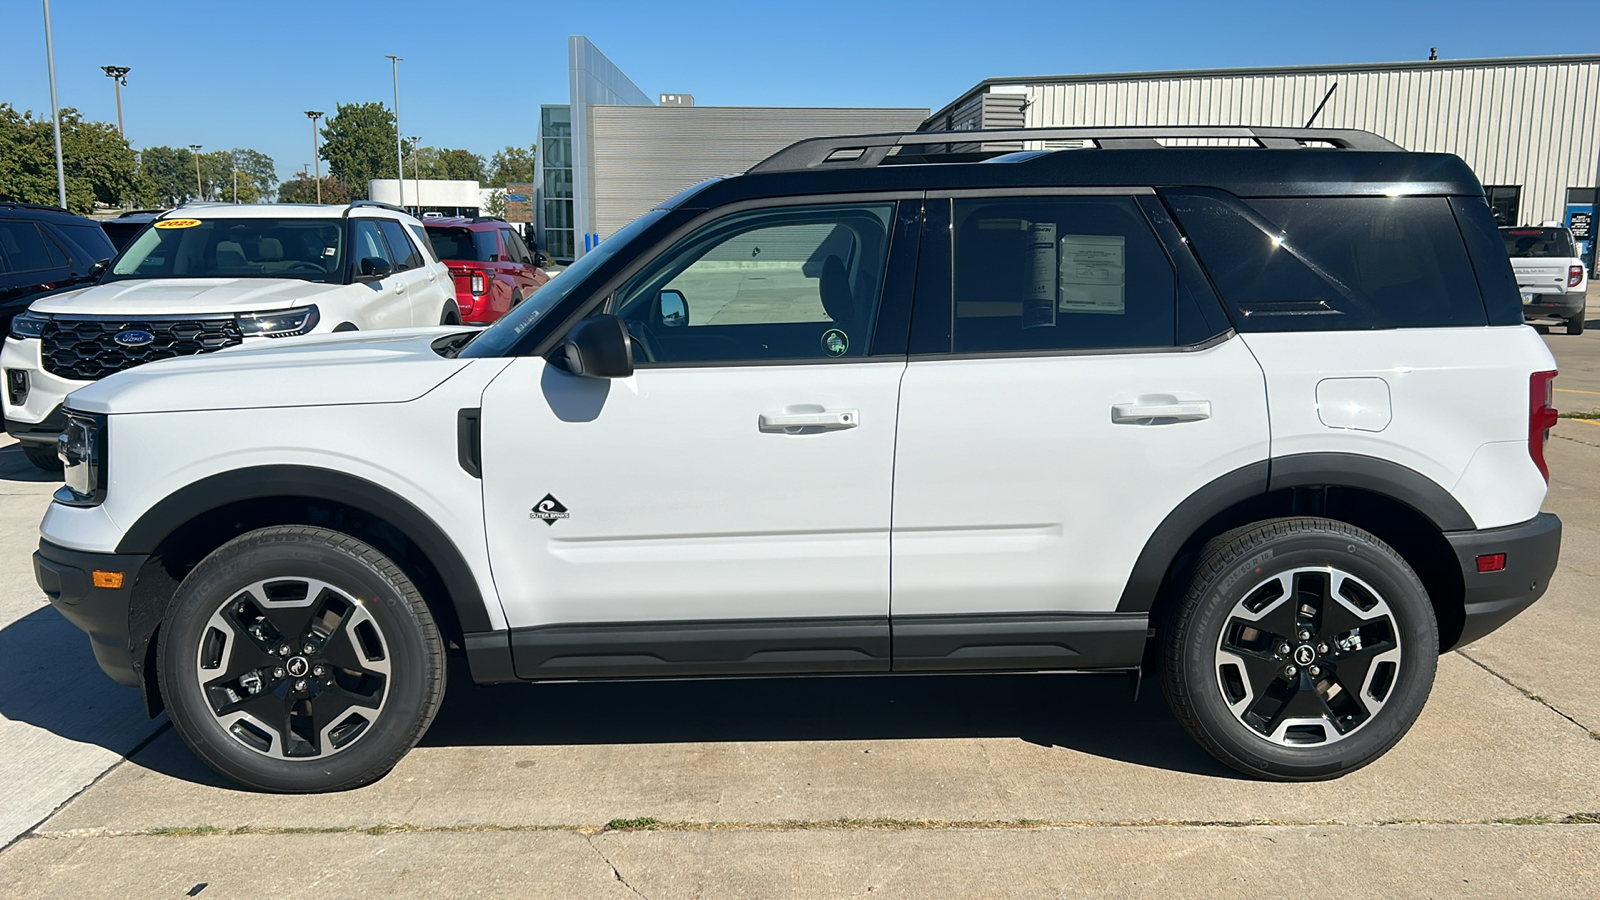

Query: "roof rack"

xmin=348 ymin=199 xmax=407 ymax=215
xmin=0 ymin=201 xmax=71 ymax=214
xmin=749 ymin=126 xmax=1402 ymax=173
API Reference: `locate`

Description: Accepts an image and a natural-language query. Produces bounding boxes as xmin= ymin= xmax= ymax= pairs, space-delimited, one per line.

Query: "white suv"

xmin=3 ymin=202 xmax=458 ymax=469
xmin=32 ymin=127 xmax=1563 ymax=792
xmin=1501 ymin=223 xmax=1589 ymax=334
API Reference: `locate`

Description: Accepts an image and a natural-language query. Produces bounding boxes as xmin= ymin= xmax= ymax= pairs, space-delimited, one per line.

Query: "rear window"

xmin=1500 ymin=227 xmax=1576 ymax=259
xmin=426 ymin=226 xmax=500 ymax=263
xmin=1165 ymin=191 xmax=1487 ymax=331
xmin=0 ymin=221 xmax=67 ymax=273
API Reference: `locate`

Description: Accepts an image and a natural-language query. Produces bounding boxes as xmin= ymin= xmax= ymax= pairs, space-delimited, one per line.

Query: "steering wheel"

xmin=625 ymin=320 xmax=658 ymax=363
xmin=282 ymin=261 xmax=325 ymax=273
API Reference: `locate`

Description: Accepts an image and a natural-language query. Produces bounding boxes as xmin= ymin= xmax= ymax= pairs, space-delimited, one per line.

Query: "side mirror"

xmin=658 ymin=289 xmax=689 ymax=327
xmin=88 ymin=258 xmax=111 ymax=279
xmin=534 ymin=251 xmax=549 ymax=268
xmin=354 ymin=257 xmax=393 ymax=282
xmin=560 ymin=314 xmax=634 ymax=379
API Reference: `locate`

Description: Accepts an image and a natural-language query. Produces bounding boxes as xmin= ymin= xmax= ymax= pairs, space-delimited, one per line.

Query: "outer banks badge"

xmin=530 ymin=494 xmax=570 ymax=525
xmin=821 ymin=328 xmax=849 ymax=357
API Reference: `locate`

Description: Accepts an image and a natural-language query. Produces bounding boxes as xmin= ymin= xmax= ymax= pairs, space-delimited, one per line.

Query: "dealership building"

xmin=537 ymin=44 xmax=1600 ymax=262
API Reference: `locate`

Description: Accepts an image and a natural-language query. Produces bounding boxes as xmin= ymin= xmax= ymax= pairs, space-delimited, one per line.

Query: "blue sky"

xmin=5 ymin=0 xmax=1595 ymax=184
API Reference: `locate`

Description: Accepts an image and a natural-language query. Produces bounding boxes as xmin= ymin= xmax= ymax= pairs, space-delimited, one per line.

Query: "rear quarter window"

xmin=1165 ymin=191 xmax=1489 ymax=331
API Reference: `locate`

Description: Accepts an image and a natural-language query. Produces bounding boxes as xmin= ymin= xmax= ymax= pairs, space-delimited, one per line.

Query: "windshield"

xmin=461 ymin=210 xmax=667 ymax=358
xmin=107 ymin=218 xmax=345 ymax=283
xmin=1501 ymin=227 xmax=1576 ymax=259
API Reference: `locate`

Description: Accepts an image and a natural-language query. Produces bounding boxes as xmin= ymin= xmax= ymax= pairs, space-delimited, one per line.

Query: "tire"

xmin=510 ymin=290 xmax=524 ymax=309
xmin=158 ymin=526 xmax=445 ymax=792
xmin=332 ymin=322 xmax=359 ymax=333
xmin=23 ymin=442 xmax=62 ymax=472
xmin=1159 ymin=517 xmax=1437 ymax=781
xmin=1568 ymin=314 xmax=1585 ymax=336
xmin=440 ymin=303 xmax=461 ymax=326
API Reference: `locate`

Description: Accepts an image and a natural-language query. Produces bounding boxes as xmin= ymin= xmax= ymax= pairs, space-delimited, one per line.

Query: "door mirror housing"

xmin=534 ymin=251 xmax=549 ymax=268
xmin=354 ymin=257 xmax=393 ymax=283
xmin=88 ymin=258 xmax=111 ymax=279
xmin=560 ymin=314 xmax=634 ymax=379
xmin=658 ymin=289 xmax=689 ymax=327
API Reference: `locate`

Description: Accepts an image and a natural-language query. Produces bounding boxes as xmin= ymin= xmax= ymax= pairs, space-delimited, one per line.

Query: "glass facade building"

xmin=539 ymin=105 xmax=574 ymax=261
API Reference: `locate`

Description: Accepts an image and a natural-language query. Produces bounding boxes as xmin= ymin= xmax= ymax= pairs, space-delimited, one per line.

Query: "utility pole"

xmin=232 ymin=152 xmax=238 ymax=203
xmin=42 ymin=0 xmax=67 ymax=208
xmin=305 ymin=111 xmax=324 ymax=203
xmin=189 ymin=144 xmax=203 ymax=201
xmin=386 ymin=55 xmax=405 ymax=209
xmin=100 ymin=66 xmax=131 ymax=138
xmin=410 ymin=136 xmax=421 ymax=214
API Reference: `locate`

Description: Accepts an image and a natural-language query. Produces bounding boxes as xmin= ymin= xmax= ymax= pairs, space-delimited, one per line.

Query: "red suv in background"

xmin=423 ymin=217 xmax=550 ymax=324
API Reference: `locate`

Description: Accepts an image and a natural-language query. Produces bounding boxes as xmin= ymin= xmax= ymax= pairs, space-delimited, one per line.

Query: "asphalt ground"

xmin=2 ymin=301 xmax=1599 ymax=897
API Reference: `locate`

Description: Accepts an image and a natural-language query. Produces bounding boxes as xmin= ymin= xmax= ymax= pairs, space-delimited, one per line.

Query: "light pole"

xmin=305 ymin=111 xmax=324 ymax=203
xmin=42 ymin=1 xmax=67 ymax=208
xmin=189 ymin=144 xmax=203 ymax=201
xmin=232 ymin=152 xmax=238 ymax=203
xmin=101 ymin=65 xmax=130 ymax=138
xmin=385 ymin=55 xmax=404 ymax=209
xmin=409 ymin=136 xmax=421 ymax=214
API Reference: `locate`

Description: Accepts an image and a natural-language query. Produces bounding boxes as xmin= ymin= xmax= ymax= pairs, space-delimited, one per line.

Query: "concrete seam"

xmin=0 ymin=719 xmax=171 ymax=854
xmin=1457 ymin=650 xmax=1600 ymax=740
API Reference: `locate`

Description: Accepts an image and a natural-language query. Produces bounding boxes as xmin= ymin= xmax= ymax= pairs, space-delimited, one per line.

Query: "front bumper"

xmin=1445 ymin=512 xmax=1561 ymax=647
xmin=34 ymin=540 xmax=149 ymax=687
xmin=4 ymin=403 xmax=66 ymax=445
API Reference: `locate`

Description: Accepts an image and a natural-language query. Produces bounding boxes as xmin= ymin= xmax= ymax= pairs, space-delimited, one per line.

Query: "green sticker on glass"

xmin=822 ymin=328 xmax=849 ymax=357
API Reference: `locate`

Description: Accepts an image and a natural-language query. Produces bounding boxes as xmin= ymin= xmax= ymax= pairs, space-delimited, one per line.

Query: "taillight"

xmin=1569 ymin=265 xmax=1584 ymax=288
xmin=1529 ymin=370 xmax=1559 ymax=481
xmin=470 ymin=271 xmax=486 ymax=295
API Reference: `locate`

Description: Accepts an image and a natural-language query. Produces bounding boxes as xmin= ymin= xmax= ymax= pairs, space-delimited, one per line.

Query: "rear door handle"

xmin=1111 ymin=400 xmax=1212 ymax=423
xmin=759 ymin=408 xmax=859 ymax=431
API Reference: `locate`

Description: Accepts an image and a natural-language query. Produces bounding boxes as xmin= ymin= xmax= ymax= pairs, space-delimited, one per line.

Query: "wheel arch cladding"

xmin=118 ymin=466 xmax=492 ymax=710
xmin=1119 ymin=454 xmax=1469 ymax=650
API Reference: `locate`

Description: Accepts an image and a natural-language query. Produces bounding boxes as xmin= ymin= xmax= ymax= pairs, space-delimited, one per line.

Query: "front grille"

xmin=42 ymin=316 xmax=243 ymax=381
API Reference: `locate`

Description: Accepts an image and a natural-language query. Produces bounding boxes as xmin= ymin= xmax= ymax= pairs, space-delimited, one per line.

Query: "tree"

xmin=137 ymin=145 xmax=196 ymax=207
xmin=486 ymin=145 xmax=536 ymax=187
xmin=277 ymin=175 xmax=350 ymax=205
xmin=233 ymin=149 xmax=278 ymax=202
xmin=321 ymin=102 xmax=396 ymax=200
xmin=0 ymin=104 xmax=137 ymax=213
xmin=483 ymin=188 xmax=506 ymax=217
xmin=406 ymin=145 xmax=486 ymax=182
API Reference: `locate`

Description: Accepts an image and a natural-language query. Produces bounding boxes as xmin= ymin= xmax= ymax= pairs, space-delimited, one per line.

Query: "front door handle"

xmin=759 ymin=408 xmax=859 ymax=432
xmin=1111 ymin=399 xmax=1212 ymax=423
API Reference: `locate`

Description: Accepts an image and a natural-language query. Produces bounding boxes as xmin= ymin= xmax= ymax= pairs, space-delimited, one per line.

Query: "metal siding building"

xmin=927 ymin=55 xmax=1600 ymax=227
xmin=589 ymin=106 xmax=928 ymax=238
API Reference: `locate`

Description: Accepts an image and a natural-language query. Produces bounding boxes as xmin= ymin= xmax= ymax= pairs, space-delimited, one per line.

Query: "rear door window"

xmin=352 ymin=220 xmax=397 ymax=269
xmin=1165 ymin=191 xmax=1487 ymax=331
xmin=0 ymin=221 xmax=68 ymax=273
xmin=947 ymin=196 xmax=1176 ymax=353
xmin=377 ymin=220 xmax=423 ymax=271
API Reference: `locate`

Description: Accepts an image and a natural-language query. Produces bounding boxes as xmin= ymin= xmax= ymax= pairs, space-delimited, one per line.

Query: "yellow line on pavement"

xmin=1565 ymin=417 xmax=1600 ymax=427
xmin=1557 ymin=388 xmax=1600 ymax=395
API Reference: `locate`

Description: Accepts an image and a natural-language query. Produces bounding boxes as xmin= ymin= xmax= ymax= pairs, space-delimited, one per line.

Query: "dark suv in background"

xmin=424 ymin=217 xmax=550 ymax=324
xmin=0 ymin=202 xmax=117 ymax=338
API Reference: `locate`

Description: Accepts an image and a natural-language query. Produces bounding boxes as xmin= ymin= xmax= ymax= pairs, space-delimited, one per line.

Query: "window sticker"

xmin=1024 ymin=222 xmax=1058 ymax=329
xmin=154 ymin=218 xmax=202 ymax=229
xmin=1058 ymin=234 xmax=1126 ymax=314
xmin=821 ymin=328 xmax=849 ymax=357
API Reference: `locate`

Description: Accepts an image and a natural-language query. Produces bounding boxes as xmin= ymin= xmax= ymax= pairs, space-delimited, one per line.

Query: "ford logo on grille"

xmin=113 ymin=329 xmax=155 ymax=348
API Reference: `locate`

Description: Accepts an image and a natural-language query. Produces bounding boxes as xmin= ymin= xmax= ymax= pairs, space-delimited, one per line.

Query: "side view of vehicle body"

xmin=1503 ymin=223 xmax=1588 ymax=334
xmin=35 ymin=126 xmax=1561 ymax=793
xmin=2 ymin=201 xmax=456 ymax=468
xmin=0 ymin=202 xmax=118 ymax=342
xmin=423 ymin=217 xmax=550 ymax=325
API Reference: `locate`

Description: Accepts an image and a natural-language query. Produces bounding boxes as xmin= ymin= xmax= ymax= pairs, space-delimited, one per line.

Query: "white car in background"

xmin=2 ymin=202 xmax=459 ymax=469
xmin=1502 ymin=223 xmax=1588 ymax=334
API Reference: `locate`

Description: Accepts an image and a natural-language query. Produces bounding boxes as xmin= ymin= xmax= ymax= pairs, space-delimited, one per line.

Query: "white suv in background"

xmin=2 ymin=202 xmax=458 ymax=469
xmin=33 ymin=127 xmax=1563 ymax=793
xmin=1502 ymin=223 xmax=1589 ymax=334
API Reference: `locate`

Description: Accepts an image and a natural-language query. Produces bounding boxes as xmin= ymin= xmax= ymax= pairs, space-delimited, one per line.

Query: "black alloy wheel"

xmin=159 ymin=526 xmax=444 ymax=792
xmin=1160 ymin=517 xmax=1438 ymax=781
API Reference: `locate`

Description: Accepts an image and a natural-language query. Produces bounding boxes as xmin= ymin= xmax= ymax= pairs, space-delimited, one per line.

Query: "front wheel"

xmin=158 ymin=526 xmax=445 ymax=792
xmin=1159 ymin=517 xmax=1437 ymax=781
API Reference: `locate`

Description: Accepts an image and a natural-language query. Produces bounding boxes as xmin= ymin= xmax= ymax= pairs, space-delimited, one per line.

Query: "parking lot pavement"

xmin=0 ymin=436 xmax=163 ymax=849
xmin=3 ymin=329 xmax=1600 ymax=895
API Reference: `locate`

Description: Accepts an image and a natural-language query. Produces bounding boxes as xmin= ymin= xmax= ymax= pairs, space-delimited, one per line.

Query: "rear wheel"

xmin=158 ymin=526 xmax=445 ymax=792
xmin=1568 ymin=313 xmax=1586 ymax=335
xmin=23 ymin=442 xmax=62 ymax=472
xmin=440 ymin=303 xmax=461 ymax=326
xmin=510 ymin=290 xmax=524 ymax=309
xmin=1160 ymin=517 xmax=1437 ymax=780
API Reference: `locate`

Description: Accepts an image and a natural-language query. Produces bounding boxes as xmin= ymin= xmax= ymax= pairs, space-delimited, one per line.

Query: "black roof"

xmin=668 ymin=127 xmax=1483 ymax=211
xmin=0 ymin=201 xmax=90 ymax=220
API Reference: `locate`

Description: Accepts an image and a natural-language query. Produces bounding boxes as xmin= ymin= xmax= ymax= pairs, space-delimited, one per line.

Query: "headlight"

xmin=55 ymin=410 xmax=107 ymax=507
xmin=237 ymin=305 xmax=320 ymax=338
xmin=9 ymin=312 xmax=48 ymax=339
